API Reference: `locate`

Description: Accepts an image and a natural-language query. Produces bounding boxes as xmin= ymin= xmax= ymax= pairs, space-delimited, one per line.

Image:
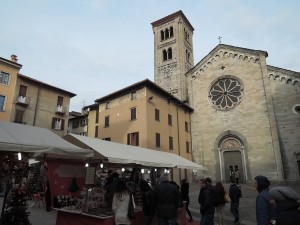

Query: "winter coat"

xmin=181 ymin=182 xmax=190 ymax=203
xmin=154 ymin=181 xmax=180 ymax=218
xmin=229 ymin=184 xmax=241 ymax=203
xmin=198 ymin=184 xmax=215 ymax=215
xmin=142 ymin=189 xmax=156 ymax=216
xmin=256 ymin=188 xmax=276 ymax=225
xmin=275 ymin=198 xmax=300 ymax=225
xmin=112 ymin=191 xmax=135 ymax=225
xmin=214 ymin=187 xmax=226 ymax=206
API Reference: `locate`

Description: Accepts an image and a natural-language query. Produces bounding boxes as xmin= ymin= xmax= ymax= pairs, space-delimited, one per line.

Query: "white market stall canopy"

xmin=63 ymin=133 xmax=206 ymax=170
xmin=0 ymin=121 xmax=93 ymax=158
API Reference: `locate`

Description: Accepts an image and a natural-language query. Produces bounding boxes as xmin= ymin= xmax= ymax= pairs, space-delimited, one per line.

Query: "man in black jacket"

xmin=198 ymin=178 xmax=215 ymax=225
xmin=229 ymin=180 xmax=242 ymax=225
xmin=154 ymin=173 xmax=180 ymax=225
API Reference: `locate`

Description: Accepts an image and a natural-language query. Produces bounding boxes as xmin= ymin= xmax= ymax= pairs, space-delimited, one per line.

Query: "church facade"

xmin=152 ymin=11 xmax=300 ymax=182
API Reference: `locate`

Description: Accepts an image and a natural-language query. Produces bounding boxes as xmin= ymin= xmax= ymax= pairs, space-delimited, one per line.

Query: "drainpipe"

xmin=176 ymin=104 xmax=182 ymax=182
xmin=33 ymin=85 xmax=42 ymax=126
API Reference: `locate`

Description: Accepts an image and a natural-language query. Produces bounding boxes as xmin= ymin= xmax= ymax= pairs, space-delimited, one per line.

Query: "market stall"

xmin=0 ymin=121 xmax=93 ymax=224
xmin=49 ymin=134 xmax=206 ymax=225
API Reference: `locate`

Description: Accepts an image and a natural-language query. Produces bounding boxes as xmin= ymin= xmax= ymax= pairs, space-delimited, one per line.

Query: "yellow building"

xmin=0 ymin=55 xmax=76 ymax=137
xmin=84 ymin=79 xmax=194 ymax=181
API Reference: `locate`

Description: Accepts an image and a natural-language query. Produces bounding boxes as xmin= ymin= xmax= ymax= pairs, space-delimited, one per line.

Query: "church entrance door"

xmin=224 ymin=151 xmax=243 ymax=183
xmin=219 ymin=136 xmax=244 ymax=183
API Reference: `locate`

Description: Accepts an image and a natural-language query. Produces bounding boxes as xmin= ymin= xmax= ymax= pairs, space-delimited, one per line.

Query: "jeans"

xmin=230 ymin=202 xmax=240 ymax=222
xmin=200 ymin=214 xmax=214 ymax=225
xmin=157 ymin=217 xmax=176 ymax=225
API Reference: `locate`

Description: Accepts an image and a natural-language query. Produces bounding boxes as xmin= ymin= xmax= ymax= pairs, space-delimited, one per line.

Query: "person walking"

xmin=234 ymin=170 xmax=240 ymax=185
xmin=198 ymin=178 xmax=215 ymax=225
xmin=229 ymin=170 xmax=234 ymax=182
xmin=44 ymin=179 xmax=51 ymax=212
xmin=181 ymin=179 xmax=193 ymax=223
xmin=140 ymin=180 xmax=156 ymax=225
xmin=112 ymin=179 xmax=135 ymax=225
xmin=170 ymin=181 xmax=184 ymax=225
xmin=229 ymin=179 xmax=242 ymax=225
xmin=153 ymin=173 xmax=180 ymax=225
xmin=269 ymin=186 xmax=300 ymax=225
xmin=214 ymin=181 xmax=226 ymax=225
xmin=254 ymin=175 xmax=276 ymax=225
xmin=108 ymin=172 xmax=120 ymax=208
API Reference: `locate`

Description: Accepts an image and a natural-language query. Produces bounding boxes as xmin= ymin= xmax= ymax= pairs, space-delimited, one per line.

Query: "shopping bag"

xmin=224 ymin=192 xmax=231 ymax=203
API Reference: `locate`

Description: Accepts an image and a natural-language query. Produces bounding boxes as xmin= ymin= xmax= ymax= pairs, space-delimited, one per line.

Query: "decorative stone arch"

xmin=214 ymin=130 xmax=251 ymax=183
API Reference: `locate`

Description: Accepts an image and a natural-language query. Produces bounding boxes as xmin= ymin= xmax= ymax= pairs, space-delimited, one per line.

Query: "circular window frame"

xmin=292 ymin=104 xmax=300 ymax=114
xmin=208 ymin=75 xmax=244 ymax=111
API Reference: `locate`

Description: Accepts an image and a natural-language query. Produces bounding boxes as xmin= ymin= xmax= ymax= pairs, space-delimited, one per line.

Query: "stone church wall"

xmin=188 ymin=51 xmax=281 ymax=182
xmin=268 ymin=71 xmax=300 ymax=181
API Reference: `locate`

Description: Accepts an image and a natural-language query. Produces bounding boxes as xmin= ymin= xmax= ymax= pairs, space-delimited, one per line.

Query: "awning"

xmin=0 ymin=121 xmax=93 ymax=158
xmin=63 ymin=133 xmax=206 ymax=170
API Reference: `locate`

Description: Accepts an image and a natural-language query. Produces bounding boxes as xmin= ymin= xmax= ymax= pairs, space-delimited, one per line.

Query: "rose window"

xmin=208 ymin=76 xmax=243 ymax=110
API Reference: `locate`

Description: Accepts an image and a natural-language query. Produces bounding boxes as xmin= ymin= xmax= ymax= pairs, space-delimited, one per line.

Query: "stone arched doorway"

xmin=219 ymin=136 xmax=245 ymax=183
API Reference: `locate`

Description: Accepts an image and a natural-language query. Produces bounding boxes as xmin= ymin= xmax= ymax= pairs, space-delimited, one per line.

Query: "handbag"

xmin=224 ymin=191 xmax=231 ymax=203
xmin=127 ymin=193 xmax=135 ymax=219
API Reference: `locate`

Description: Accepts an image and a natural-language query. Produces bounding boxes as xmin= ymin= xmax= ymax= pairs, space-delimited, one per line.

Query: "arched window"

xmin=165 ymin=28 xmax=169 ymax=39
xmin=163 ymin=50 xmax=168 ymax=61
xmin=167 ymin=48 xmax=172 ymax=60
xmin=170 ymin=27 xmax=173 ymax=37
xmin=187 ymin=52 xmax=190 ymax=62
xmin=161 ymin=30 xmax=164 ymax=41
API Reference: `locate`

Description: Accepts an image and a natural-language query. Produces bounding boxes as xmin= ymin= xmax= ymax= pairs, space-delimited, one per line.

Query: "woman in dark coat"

xmin=140 ymin=180 xmax=156 ymax=225
xmin=180 ymin=179 xmax=193 ymax=222
xmin=214 ymin=181 xmax=226 ymax=225
xmin=269 ymin=186 xmax=300 ymax=225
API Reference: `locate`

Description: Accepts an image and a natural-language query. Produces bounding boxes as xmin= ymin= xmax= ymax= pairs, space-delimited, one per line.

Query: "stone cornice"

xmin=267 ymin=65 xmax=300 ymax=86
xmin=0 ymin=56 xmax=23 ymax=69
xmin=187 ymin=44 xmax=264 ymax=79
xmin=157 ymin=39 xmax=176 ymax=49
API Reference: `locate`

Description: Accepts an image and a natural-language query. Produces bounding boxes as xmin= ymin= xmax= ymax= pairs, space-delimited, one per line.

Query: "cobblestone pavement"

xmin=1 ymin=182 xmax=299 ymax=225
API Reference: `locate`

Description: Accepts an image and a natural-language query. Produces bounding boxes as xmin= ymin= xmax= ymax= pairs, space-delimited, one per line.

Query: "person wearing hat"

xmin=153 ymin=173 xmax=180 ymax=225
xmin=254 ymin=175 xmax=276 ymax=225
xmin=269 ymin=186 xmax=300 ymax=225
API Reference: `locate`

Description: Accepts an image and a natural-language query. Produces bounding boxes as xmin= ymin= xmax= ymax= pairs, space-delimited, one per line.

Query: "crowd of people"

xmin=111 ymin=173 xmax=192 ymax=225
xmin=197 ymin=175 xmax=300 ymax=225
xmin=110 ymin=173 xmax=300 ymax=225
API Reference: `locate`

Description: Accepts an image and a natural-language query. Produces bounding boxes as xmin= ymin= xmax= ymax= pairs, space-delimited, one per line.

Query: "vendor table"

xmin=55 ymin=208 xmax=143 ymax=225
xmin=55 ymin=206 xmax=187 ymax=225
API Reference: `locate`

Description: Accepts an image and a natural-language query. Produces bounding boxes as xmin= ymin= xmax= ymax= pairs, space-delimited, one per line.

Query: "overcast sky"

xmin=1 ymin=0 xmax=299 ymax=112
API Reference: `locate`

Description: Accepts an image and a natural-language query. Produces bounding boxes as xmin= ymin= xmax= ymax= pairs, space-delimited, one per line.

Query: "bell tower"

xmin=151 ymin=10 xmax=194 ymax=101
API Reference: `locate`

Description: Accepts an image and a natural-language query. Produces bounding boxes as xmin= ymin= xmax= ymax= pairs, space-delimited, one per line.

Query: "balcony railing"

xmin=55 ymin=105 xmax=68 ymax=115
xmin=15 ymin=95 xmax=31 ymax=107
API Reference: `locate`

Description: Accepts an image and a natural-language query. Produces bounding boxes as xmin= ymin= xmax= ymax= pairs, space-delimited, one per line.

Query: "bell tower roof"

xmin=151 ymin=10 xmax=194 ymax=31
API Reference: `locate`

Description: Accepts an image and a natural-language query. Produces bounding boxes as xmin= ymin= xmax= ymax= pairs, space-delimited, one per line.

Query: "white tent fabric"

xmin=64 ymin=133 xmax=206 ymax=170
xmin=0 ymin=121 xmax=93 ymax=157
